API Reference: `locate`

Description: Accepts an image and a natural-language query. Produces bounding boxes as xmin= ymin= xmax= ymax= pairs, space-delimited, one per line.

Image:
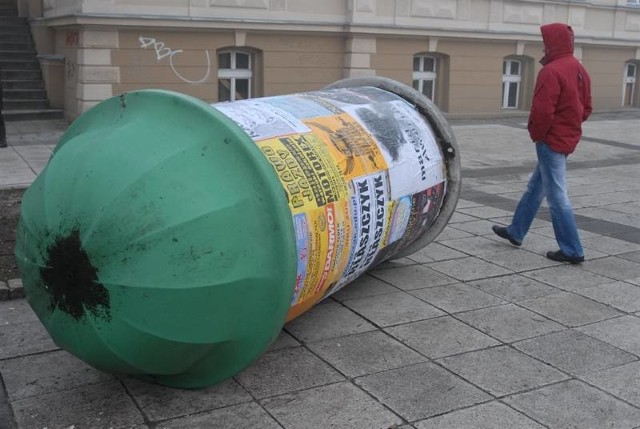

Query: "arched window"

xmin=218 ymin=50 xmax=253 ymax=102
xmin=502 ymin=59 xmax=522 ymax=109
xmin=413 ymin=55 xmax=437 ymax=100
xmin=623 ymin=62 xmax=637 ymax=107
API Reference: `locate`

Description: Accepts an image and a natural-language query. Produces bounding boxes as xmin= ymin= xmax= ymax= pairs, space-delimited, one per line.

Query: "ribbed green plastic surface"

xmin=15 ymin=90 xmax=297 ymax=388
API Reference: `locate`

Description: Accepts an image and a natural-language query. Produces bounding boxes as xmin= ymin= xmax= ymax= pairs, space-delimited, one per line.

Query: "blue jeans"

xmin=507 ymin=142 xmax=584 ymax=258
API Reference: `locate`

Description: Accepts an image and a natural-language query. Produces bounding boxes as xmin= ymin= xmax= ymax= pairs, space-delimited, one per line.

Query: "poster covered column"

xmin=15 ymin=77 xmax=460 ymax=388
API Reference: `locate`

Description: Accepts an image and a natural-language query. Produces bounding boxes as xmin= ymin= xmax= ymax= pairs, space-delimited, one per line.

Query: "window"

xmin=413 ymin=55 xmax=437 ymax=100
xmin=502 ymin=59 xmax=522 ymax=109
xmin=627 ymin=0 xmax=640 ymax=6
xmin=623 ymin=62 xmax=637 ymax=106
xmin=218 ymin=50 xmax=252 ymax=102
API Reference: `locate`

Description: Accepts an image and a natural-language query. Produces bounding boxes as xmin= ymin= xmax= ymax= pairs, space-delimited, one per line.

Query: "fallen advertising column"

xmin=15 ymin=76 xmax=460 ymax=388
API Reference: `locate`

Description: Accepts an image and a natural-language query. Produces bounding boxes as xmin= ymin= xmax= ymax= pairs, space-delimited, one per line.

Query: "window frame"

xmin=413 ymin=54 xmax=438 ymax=100
xmin=623 ymin=62 xmax=637 ymax=107
xmin=217 ymin=49 xmax=253 ymax=102
xmin=502 ymin=59 xmax=522 ymax=109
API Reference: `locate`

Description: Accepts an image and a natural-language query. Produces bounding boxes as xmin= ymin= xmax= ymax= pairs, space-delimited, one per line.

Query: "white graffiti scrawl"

xmin=139 ymin=36 xmax=211 ymax=84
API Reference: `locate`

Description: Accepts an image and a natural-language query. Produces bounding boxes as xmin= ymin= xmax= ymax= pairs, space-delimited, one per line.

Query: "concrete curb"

xmin=0 ymin=279 xmax=24 ymax=301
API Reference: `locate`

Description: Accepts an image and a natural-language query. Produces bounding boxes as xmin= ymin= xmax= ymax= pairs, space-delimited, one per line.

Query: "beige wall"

xmin=114 ymin=31 xmax=234 ymax=102
xmin=583 ymin=46 xmax=638 ymax=110
xmin=372 ymin=38 xmax=426 ymax=85
xmin=28 ymin=0 xmax=640 ymax=118
xmin=249 ymin=33 xmax=344 ymax=96
xmin=111 ymin=31 xmax=345 ymax=104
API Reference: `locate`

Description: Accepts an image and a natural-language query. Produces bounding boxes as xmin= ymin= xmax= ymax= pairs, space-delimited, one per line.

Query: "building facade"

xmin=18 ymin=0 xmax=640 ymax=120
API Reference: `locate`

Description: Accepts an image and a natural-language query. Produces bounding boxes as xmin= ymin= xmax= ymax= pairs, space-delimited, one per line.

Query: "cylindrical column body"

xmin=15 ymin=77 xmax=460 ymax=388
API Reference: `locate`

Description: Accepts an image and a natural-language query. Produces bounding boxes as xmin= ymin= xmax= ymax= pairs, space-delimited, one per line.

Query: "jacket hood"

xmin=540 ymin=23 xmax=574 ymax=64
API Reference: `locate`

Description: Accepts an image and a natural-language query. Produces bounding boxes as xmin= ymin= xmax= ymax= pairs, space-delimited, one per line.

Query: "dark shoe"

xmin=492 ymin=225 xmax=521 ymax=246
xmin=0 ymin=139 xmax=7 ymax=148
xmin=546 ymin=250 xmax=584 ymax=264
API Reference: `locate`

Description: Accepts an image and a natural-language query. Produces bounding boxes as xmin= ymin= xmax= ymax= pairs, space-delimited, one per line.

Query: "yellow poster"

xmin=257 ymin=133 xmax=349 ymax=214
xmin=304 ymin=114 xmax=388 ymax=180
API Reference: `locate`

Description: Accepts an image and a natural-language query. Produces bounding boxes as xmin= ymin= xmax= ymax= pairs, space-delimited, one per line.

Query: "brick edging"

xmin=0 ymin=279 xmax=24 ymax=301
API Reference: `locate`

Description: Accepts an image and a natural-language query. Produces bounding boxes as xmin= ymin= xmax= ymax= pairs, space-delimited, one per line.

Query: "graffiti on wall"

xmin=138 ymin=36 xmax=211 ymax=84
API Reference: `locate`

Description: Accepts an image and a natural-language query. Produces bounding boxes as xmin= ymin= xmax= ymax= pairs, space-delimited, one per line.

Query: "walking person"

xmin=492 ymin=22 xmax=592 ymax=264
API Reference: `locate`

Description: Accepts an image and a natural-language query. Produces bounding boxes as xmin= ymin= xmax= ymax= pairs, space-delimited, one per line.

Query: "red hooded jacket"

xmin=528 ymin=23 xmax=592 ymax=154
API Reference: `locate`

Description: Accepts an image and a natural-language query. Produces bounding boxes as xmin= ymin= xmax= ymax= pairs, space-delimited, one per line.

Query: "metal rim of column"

xmin=324 ymin=76 xmax=461 ymax=260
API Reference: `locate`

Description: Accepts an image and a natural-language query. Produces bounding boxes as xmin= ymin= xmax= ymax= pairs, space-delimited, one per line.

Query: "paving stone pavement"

xmin=1 ymin=110 xmax=640 ymax=428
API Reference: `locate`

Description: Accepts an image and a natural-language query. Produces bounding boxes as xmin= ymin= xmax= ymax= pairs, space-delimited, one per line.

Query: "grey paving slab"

xmin=342 ymin=291 xmax=445 ymax=327
xmin=385 ymin=316 xmax=500 ymax=359
xmin=463 ymin=181 xmax=525 ymax=194
xmin=455 ymin=198 xmax=484 ymax=209
xmin=0 ymin=299 xmax=39 ymax=325
xmin=0 ymin=149 xmax=36 ymax=189
xmin=406 ymin=242 xmax=467 ymax=263
xmin=577 ymin=207 xmax=640 ymax=229
xmin=571 ymin=192 xmax=637 ymax=209
xmin=156 ymin=402 xmax=280 ymax=429
xmin=306 ymin=330 xmax=426 ymax=378
xmin=491 ymin=216 xmax=552 ymax=231
xmin=426 ymin=256 xmax=513 ymax=282
xmin=619 ymin=251 xmax=640 ymax=263
xmin=497 ymin=230 xmax=571 ymax=255
xmin=514 ymin=330 xmax=637 ymax=375
xmin=4 ymin=116 xmax=640 ymax=429
xmin=456 ymin=304 xmax=564 ymax=343
xmin=582 ymin=235 xmax=640 ymax=256
xmin=0 ymin=350 xmax=114 ymax=401
xmin=370 ymin=265 xmax=458 ymax=290
xmin=447 ymin=219 xmax=502 ymax=236
xmin=578 ymin=281 xmax=640 ymax=313
xmin=409 ymin=283 xmax=506 ymax=313
xmin=235 ymin=347 xmax=344 ymax=399
xmin=437 ymin=346 xmax=568 ymax=397
xmin=433 ymin=226 xmax=474 ymax=241
xmin=414 ymin=401 xmax=545 ymax=429
xmin=577 ymin=315 xmax=640 ymax=356
xmin=261 ymin=381 xmax=402 ymax=429
xmin=11 ymin=145 xmax=52 ymax=173
xmin=582 ymin=257 xmax=640 ymax=281
xmin=479 ymin=248 xmax=558 ymax=272
xmin=608 ymin=202 xmax=640 ymax=216
xmin=122 ymin=377 xmax=252 ymax=422
xmin=468 ymin=274 xmax=559 ymax=302
xmin=284 ymin=301 xmax=377 ymax=343
xmin=438 ymin=236 xmax=509 ymax=256
xmin=523 ymin=264 xmax=614 ymax=291
xmin=10 ymin=381 xmax=147 ymax=429
xmin=330 ymin=273 xmax=400 ymax=301
xmin=267 ymin=330 xmax=300 ymax=352
xmin=531 ymin=224 xmax=602 ymax=240
xmin=453 ymin=124 xmax=532 ymax=167
xmin=505 ymin=380 xmax=640 ymax=429
xmin=373 ymin=257 xmax=417 ymax=269
xmin=518 ymin=291 xmax=623 ymax=327
xmin=448 ymin=212 xmax=480 ymax=223
xmin=581 ymin=361 xmax=640 ymax=408
xmin=355 ymin=362 xmax=491 ymax=421
xmin=0 ymin=320 xmax=59 ymax=359
xmin=582 ymin=119 xmax=640 ymax=145
xmin=455 ymin=205 xmax=515 ymax=220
